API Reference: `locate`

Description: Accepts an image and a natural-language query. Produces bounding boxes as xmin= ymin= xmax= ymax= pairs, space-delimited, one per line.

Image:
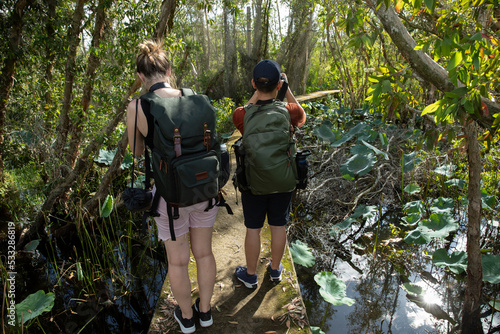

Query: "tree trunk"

xmin=42 ymin=0 xmax=57 ymax=132
xmin=462 ymin=121 xmax=484 ymax=334
xmin=280 ymin=4 xmax=314 ymax=95
xmin=18 ymin=0 xmax=179 ymax=249
xmin=154 ymin=0 xmax=178 ymax=40
xmin=0 ymin=0 xmax=34 ymax=180
xmin=66 ymin=0 xmax=112 ymax=168
xmin=53 ymin=0 xmax=86 ymax=156
xmin=365 ymin=1 xmax=487 ymax=331
xmin=223 ymin=4 xmax=236 ymax=98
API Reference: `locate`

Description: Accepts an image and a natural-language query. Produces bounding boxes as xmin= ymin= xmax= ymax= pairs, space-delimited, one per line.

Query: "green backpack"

xmin=242 ymin=101 xmax=297 ymax=195
xmin=140 ymin=87 xmax=231 ymax=239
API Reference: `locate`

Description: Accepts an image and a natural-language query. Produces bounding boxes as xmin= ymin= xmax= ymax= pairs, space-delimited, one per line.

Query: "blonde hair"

xmin=136 ymin=40 xmax=171 ymax=80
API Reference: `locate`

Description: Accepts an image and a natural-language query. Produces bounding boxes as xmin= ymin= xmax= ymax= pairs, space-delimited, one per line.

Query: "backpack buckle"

xmin=203 ymin=123 xmax=211 ymax=151
xmin=174 ymin=128 xmax=182 ymax=157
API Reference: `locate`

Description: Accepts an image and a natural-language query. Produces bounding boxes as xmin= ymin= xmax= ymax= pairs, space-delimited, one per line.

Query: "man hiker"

xmin=232 ymin=59 xmax=306 ymax=288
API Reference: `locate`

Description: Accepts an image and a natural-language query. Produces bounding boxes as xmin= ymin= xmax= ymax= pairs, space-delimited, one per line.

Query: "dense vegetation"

xmin=1 ymin=0 xmax=499 ymax=333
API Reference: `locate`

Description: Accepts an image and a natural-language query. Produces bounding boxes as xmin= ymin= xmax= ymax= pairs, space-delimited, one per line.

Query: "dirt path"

xmin=148 ymin=138 xmax=311 ymax=334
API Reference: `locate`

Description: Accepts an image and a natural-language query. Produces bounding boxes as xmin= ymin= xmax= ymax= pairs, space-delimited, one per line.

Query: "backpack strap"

xmin=166 ymin=203 xmax=180 ymax=241
xmin=181 ymin=88 xmax=196 ymax=96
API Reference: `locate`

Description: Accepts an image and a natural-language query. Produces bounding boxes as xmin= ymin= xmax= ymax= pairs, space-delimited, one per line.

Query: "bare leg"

xmin=245 ymin=228 xmax=261 ymax=275
xmin=190 ymin=226 xmax=216 ymax=313
xmin=270 ymin=225 xmax=286 ymax=270
xmin=164 ymin=234 xmax=193 ymax=319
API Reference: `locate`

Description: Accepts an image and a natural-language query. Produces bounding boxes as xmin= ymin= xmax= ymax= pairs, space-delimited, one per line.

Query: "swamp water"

xmin=295 ymin=208 xmax=500 ymax=334
xmin=2 ymin=218 xmax=168 ymax=334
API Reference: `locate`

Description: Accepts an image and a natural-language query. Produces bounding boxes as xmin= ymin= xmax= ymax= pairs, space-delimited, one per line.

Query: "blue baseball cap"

xmin=253 ymin=60 xmax=281 ymax=86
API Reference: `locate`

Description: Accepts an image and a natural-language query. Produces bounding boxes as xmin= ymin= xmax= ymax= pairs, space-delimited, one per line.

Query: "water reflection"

xmin=295 ymin=209 xmax=500 ymax=334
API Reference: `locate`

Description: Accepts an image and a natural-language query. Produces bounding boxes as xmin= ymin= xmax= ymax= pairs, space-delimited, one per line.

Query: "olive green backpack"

xmin=242 ymin=100 xmax=297 ymax=195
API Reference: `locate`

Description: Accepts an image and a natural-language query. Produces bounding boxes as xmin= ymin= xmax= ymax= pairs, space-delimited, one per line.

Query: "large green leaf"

xmin=403 ymin=200 xmax=425 ymax=214
xmin=401 ymin=151 xmax=422 ymax=173
xmin=313 ymin=123 xmax=338 ymax=143
xmin=419 ymin=213 xmax=458 ymax=239
xmin=432 ymin=248 xmax=467 ymax=274
xmin=340 ymin=153 xmax=377 ymax=178
xmin=445 ymin=178 xmax=466 ymax=189
xmin=481 ymin=191 xmax=497 ymax=211
xmin=482 ymin=254 xmax=500 ymax=284
xmin=330 ymin=218 xmax=355 ymax=235
xmin=100 ymin=195 xmax=114 ymax=218
xmin=434 ymin=164 xmax=456 ymax=177
xmin=332 ymin=123 xmax=369 ymax=147
xmin=401 ymin=282 xmax=423 ymax=296
xmin=16 ymin=290 xmax=55 ymax=325
xmin=490 ymin=299 xmax=500 ymax=312
xmin=403 ymin=183 xmax=421 ymax=194
xmin=311 ymin=327 xmax=326 ymax=334
xmin=314 ymin=271 xmax=355 ymax=306
xmin=361 ymin=140 xmax=389 ymax=160
xmin=404 ymin=228 xmax=431 ymax=245
xmin=95 ymin=149 xmax=133 ymax=170
xmin=289 ymin=240 xmax=316 ymax=268
xmin=430 ymin=197 xmax=455 ymax=214
xmin=401 ymin=213 xmax=422 ymax=227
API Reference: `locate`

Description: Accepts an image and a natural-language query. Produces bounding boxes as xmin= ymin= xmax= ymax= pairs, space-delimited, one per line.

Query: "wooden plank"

xmin=296 ymin=89 xmax=341 ymax=103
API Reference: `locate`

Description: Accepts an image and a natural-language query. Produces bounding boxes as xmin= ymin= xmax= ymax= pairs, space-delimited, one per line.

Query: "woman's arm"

xmin=127 ymin=99 xmax=146 ymax=156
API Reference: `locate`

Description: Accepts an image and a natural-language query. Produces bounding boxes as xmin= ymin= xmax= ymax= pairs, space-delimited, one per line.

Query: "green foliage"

xmin=314 ymin=271 xmax=355 ymax=306
xmin=432 ymin=248 xmax=467 ymax=274
xmin=212 ymin=97 xmax=236 ymax=139
xmin=289 ymin=240 xmax=316 ymax=267
xmin=100 ymin=195 xmax=114 ymax=218
xmin=482 ymin=254 xmax=500 ymax=284
xmin=16 ymin=290 xmax=55 ymax=325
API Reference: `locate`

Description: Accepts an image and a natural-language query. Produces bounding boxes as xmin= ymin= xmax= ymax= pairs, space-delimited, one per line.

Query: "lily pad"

xmin=419 ymin=213 xmax=458 ymax=239
xmin=430 ymin=197 xmax=455 ymax=214
xmin=350 ymin=144 xmax=372 ymax=155
xmin=490 ymin=299 xmax=500 ymax=312
xmin=313 ymin=123 xmax=338 ymax=143
xmin=24 ymin=239 xmax=40 ymax=252
xmin=289 ymin=240 xmax=316 ymax=268
xmin=432 ymin=248 xmax=467 ymax=274
xmin=332 ymin=123 xmax=369 ymax=147
xmin=481 ymin=191 xmax=497 ymax=211
xmin=404 ymin=183 xmax=421 ymax=195
xmin=404 ymin=228 xmax=431 ymax=245
xmin=361 ymin=140 xmax=389 ymax=160
xmin=482 ymin=254 xmax=500 ymax=284
xmin=401 ymin=151 xmax=422 ymax=173
xmin=403 ymin=200 xmax=425 ymax=215
xmin=330 ymin=218 xmax=355 ymax=235
xmin=314 ymin=271 xmax=355 ymax=306
xmin=16 ymin=290 xmax=55 ymax=325
xmin=340 ymin=153 xmax=377 ymax=178
xmin=401 ymin=213 xmax=422 ymax=227
xmin=100 ymin=194 xmax=114 ymax=218
xmin=401 ymin=282 xmax=423 ymax=296
xmin=311 ymin=327 xmax=326 ymax=334
xmin=434 ymin=164 xmax=456 ymax=177
xmin=445 ymin=178 xmax=466 ymax=189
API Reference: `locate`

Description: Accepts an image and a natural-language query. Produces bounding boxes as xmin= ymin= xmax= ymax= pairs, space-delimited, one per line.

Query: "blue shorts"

xmin=241 ymin=192 xmax=293 ymax=229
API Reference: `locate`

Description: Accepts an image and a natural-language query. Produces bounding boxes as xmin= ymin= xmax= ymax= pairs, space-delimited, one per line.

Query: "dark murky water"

xmin=296 ymin=209 xmax=500 ymax=334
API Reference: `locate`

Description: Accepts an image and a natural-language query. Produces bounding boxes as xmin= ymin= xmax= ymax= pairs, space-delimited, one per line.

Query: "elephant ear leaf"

xmin=16 ymin=290 xmax=55 ymax=325
xmin=314 ymin=271 xmax=355 ymax=306
xmin=482 ymin=254 xmax=500 ymax=284
xmin=289 ymin=240 xmax=316 ymax=268
xmin=432 ymin=248 xmax=467 ymax=274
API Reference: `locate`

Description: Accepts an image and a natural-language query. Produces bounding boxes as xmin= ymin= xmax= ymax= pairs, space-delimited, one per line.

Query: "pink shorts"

xmin=154 ymin=193 xmax=219 ymax=241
